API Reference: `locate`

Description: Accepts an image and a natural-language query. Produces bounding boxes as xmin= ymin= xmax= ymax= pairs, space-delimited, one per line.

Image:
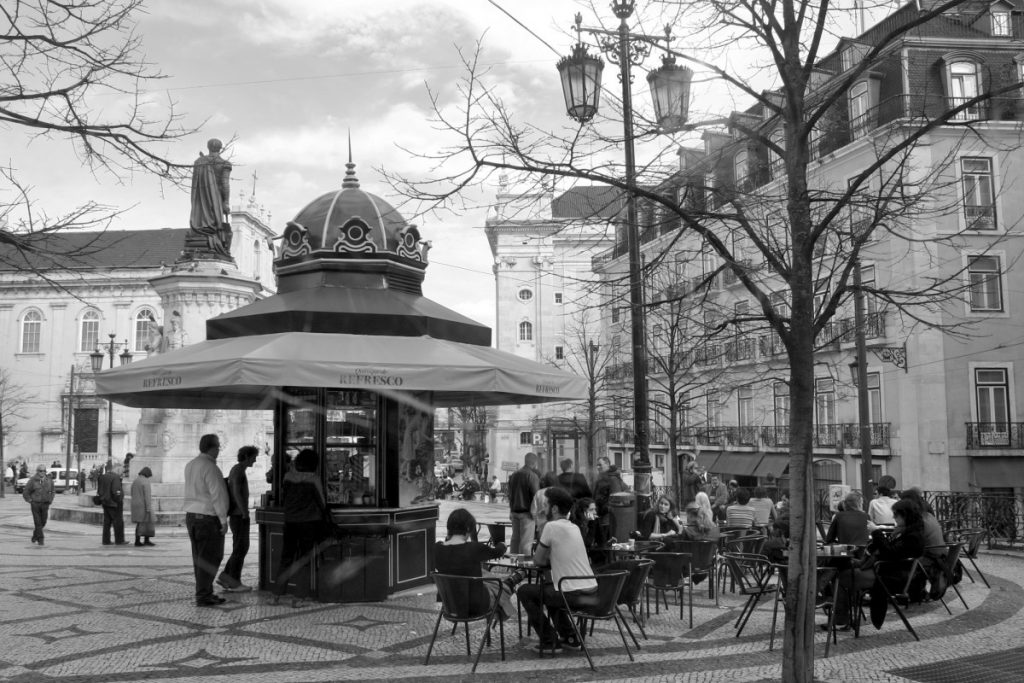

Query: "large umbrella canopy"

xmin=95 ymin=331 xmax=587 ymax=409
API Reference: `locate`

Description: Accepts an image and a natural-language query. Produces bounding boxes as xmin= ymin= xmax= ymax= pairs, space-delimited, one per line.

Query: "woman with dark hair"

xmin=833 ymin=498 xmax=927 ymax=629
xmin=570 ymin=497 xmax=611 ymax=562
xmin=638 ymin=495 xmax=681 ymax=541
xmin=435 ymin=508 xmax=512 ymax=619
xmin=270 ymin=449 xmax=330 ymax=607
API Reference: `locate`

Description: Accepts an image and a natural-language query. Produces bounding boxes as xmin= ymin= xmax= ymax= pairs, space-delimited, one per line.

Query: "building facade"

xmin=593 ymin=1 xmax=1024 ymax=499
xmin=0 ymin=205 xmax=276 ymax=476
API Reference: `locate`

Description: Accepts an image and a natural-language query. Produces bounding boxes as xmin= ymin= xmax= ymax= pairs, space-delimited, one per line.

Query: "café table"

xmin=776 ymin=546 xmax=859 ymax=657
xmin=483 ymin=556 xmax=547 ymax=639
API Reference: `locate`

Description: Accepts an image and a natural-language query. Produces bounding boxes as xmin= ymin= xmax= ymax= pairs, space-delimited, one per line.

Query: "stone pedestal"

xmin=131 ymin=259 xmax=272 ymax=511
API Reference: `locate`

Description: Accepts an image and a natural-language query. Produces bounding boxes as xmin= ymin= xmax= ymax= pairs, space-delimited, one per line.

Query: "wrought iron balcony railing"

xmin=965 ymin=422 xmax=1024 ymax=449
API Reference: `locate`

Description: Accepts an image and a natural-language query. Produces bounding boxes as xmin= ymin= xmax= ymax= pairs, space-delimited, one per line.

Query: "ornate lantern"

xmin=647 ymin=54 xmax=692 ymax=132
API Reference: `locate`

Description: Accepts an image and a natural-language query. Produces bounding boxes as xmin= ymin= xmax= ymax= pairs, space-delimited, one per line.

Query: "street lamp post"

xmin=850 ymin=260 xmax=874 ymax=504
xmin=558 ymin=0 xmax=692 ymax=512
xmin=91 ymin=333 xmax=133 ymax=468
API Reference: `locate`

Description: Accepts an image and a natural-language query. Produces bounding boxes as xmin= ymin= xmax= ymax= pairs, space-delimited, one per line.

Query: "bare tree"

xmin=390 ymin=2 xmax=1024 ymax=677
xmin=0 ymin=368 xmax=32 ymax=497
xmin=1 ymin=0 xmax=194 ymax=272
xmin=449 ymin=405 xmax=494 ymax=479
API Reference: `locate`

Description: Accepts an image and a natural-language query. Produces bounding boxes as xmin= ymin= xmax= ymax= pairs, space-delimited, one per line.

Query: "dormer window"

xmin=992 ymin=10 xmax=1011 ymax=37
xmin=942 ymin=57 xmax=983 ymax=120
xmin=849 ymin=81 xmax=870 ymax=138
xmin=733 ymin=149 xmax=749 ymax=189
xmin=768 ymin=129 xmax=785 ymax=179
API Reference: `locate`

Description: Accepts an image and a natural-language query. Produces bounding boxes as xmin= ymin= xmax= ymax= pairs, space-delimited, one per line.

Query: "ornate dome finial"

xmin=342 ymin=129 xmax=359 ymax=189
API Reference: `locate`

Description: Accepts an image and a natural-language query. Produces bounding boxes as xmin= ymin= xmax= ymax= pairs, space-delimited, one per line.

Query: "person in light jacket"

xmin=131 ymin=467 xmax=155 ymax=546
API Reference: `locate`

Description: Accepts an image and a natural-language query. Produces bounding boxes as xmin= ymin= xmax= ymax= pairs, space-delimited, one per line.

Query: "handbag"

xmin=138 ymin=519 xmax=156 ymax=537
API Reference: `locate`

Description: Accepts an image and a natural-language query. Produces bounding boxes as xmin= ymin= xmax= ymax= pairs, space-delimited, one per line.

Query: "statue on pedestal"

xmin=185 ymin=138 xmax=233 ymax=260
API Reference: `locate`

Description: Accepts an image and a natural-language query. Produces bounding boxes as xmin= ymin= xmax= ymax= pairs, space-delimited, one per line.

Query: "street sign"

xmin=501 ymin=462 xmax=518 ymax=473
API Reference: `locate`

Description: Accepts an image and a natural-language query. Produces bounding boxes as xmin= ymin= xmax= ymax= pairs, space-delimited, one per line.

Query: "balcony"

xmin=966 ymin=422 xmax=1024 ymax=449
xmin=724 ymin=337 xmax=757 ymax=362
xmin=673 ymin=422 xmax=890 ymax=451
xmin=818 ymin=310 xmax=885 ymax=347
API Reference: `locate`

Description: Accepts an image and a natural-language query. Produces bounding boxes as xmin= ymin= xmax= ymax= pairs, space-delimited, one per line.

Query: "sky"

xmin=3 ymin=0 xmax=891 ymax=331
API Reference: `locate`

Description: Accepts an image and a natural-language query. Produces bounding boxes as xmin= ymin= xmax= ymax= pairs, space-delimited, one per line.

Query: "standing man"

xmin=184 ymin=434 xmax=230 ymax=606
xmin=23 ymin=464 xmax=55 ymax=545
xmin=97 ymin=464 xmax=127 ymax=545
xmin=507 ymin=452 xmax=540 ymax=555
xmin=593 ymin=456 xmax=627 ymax=540
xmin=557 ymin=457 xmax=592 ymax=501
xmin=218 ymin=445 xmax=258 ymax=592
xmin=706 ymin=475 xmax=729 ymax=522
xmin=680 ymin=455 xmax=704 ymax=509
xmin=516 ymin=486 xmax=595 ymax=653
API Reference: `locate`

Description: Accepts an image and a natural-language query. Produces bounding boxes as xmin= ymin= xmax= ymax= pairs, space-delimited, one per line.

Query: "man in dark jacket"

xmin=593 ymin=456 xmax=627 ymax=540
xmin=556 ymin=457 xmax=592 ymax=500
xmin=96 ymin=464 xmax=127 ymax=545
xmin=23 ymin=464 xmax=55 ymax=545
xmin=507 ymin=452 xmax=540 ymax=554
xmin=219 ymin=445 xmax=258 ymax=592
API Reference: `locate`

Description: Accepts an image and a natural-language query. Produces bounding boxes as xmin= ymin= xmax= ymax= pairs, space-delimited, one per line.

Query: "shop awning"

xmin=695 ymin=452 xmax=719 ymax=471
xmin=95 ymin=331 xmax=587 ymax=409
xmin=753 ymin=454 xmax=791 ymax=479
xmin=972 ymin=457 xmax=1024 ymax=488
xmin=709 ymin=452 xmax=761 ymax=476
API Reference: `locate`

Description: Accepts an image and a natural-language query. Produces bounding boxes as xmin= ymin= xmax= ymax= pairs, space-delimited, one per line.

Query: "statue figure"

xmin=167 ymin=310 xmax=189 ymax=350
xmin=186 ymin=138 xmax=233 ymax=260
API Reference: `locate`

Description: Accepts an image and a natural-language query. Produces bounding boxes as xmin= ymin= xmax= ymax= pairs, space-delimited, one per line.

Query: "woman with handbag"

xmin=131 ymin=467 xmax=156 ymax=546
xmin=270 ymin=449 xmax=331 ymax=607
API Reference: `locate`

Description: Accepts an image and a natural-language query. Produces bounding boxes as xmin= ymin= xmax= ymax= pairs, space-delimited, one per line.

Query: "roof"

xmin=552 ymin=186 xmax=625 ymax=220
xmin=0 ymin=229 xmax=187 ymax=271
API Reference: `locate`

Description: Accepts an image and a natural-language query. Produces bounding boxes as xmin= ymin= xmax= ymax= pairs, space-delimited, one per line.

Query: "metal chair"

xmin=668 ymin=538 xmax=718 ymax=603
xmin=770 ymin=564 xmax=843 ymax=657
xmin=718 ymin=534 xmax=767 ymax=596
xmin=926 ymin=542 xmax=969 ymax=613
xmin=641 ymin=551 xmax=692 ymax=625
xmin=856 ymin=557 xmax=924 ymax=642
xmin=719 ymin=552 xmax=777 ymax=637
xmin=555 ymin=571 xmax=634 ymax=671
xmin=425 ymin=572 xmax=506 ymax=673
xmin=955 ymin=528 xmax=990 ymax=588
xmin=595 ymin=558 xmax=654 ymax=646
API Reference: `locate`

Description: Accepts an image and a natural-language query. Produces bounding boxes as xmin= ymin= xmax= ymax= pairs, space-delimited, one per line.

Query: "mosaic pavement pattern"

xmin=1 ymin=497 xmax=1022 ymax=682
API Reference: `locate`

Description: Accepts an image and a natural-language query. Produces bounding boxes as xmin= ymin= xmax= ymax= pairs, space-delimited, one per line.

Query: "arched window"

xmin=813 ymin=459 xmax=843 ymax=495
xmin=134 ymin=308 xmax=157 ymax=352
xmin=518 ymin=321 xmax=533 ymax=342
xmin=253 ymin=239 xmax=261 ymax=278
xmin=21 ymin=309 xmax=43 ymax=353
xmin=948 ymin=61 xmax=981 ymax=119
xmin=80 ymin=310 xmax=100 ymax=353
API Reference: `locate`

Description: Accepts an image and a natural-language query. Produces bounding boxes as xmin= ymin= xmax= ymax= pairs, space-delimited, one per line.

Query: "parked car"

xmin=48 ymin=468 xmax=79 ymax=493
xmin=14 ymin=476 xmax=30 ymax=493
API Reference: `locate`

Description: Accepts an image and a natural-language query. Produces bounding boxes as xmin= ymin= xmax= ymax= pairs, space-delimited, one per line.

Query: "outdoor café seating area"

xmin=421 ymin=509 xmax=992 ymax=673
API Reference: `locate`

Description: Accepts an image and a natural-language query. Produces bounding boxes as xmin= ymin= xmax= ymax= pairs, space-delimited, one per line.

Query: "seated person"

xmin=435 ymin=508 xmax=511 ymax=620
xmin=833 ymin=498 xmax=927 ymax=629
xmin=825 ymin=491 xmax=871 ymax=546
xmin=679 ymin=492 xmax=721 ymax=542
xmin=638 ymin=495 xmax=681 ymax=542
xmin=725 ymin=487 xmax=757 ymax=528
xmin=899 ymin=487 xmax=947 ymax=597
xmin=748 ymin=487 xmax=777 ymax=528
xmin=517 ymin=487 xmax=596 ymax=653
xmin=868 ymin=475 xmax=899 ymax=527
xmin=570 ymin=496 xmax=612 ymax=564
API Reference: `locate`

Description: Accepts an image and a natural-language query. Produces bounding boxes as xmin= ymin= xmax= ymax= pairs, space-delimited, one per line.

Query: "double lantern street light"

xmin=557 ymin=0 xmax=692 ymax=506
xmin=90 ymin=333 xmax=133 ymax=468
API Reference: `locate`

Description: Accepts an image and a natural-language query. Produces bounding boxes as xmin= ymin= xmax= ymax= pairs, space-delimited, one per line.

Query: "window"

xmin=554 ymin=345 xmax=564 ymax=360
xmin=134 ymin=308 xmax=157 ymax=352
xmin=519 ymin=432 xmax=533 ymax=445
xmin=253 ymin=239 xmax=261 ymax=278
xmin=20 ymin=309 xmax=42 ymax=353
xmin=773 ymin=382 xmax=790 ymax=428
xmin=861 ymin=264 xmax=878 ymax=319
xmin=769 ymin=290 xmax=790 ymax=317
xmin=992 ymin=11 xmax=1011 ymax=36
xmin=808 ymin=123 xmax=822 ymax=161
xmin=866 ymin=372 xmax=882 ymax=423
xmin=655 ymin=452 xmax=665 ymax=470
xmin=517 ymin=288 xmax=533 ymax=301
xmin=815 ymin=378 xmax=836 ymax=426
xmin=80 ymin=310 xmax=100 ymax=353
xmin=768 ymin=129 xmax=784 ymax=179
xmin=849 ymin=81 xmax=870 ymax=137
xmin=704 ymin=173 xmax=716 ymax=208
xmin=737 ymin=385 xmax=754 ymax=427
xmin=968 ymin=255 xmax=1003 ymax=311
xmin=733 ymin=149 xmax=749 ymax=188
xmin=73 ymin=408 xmax=99 ymax=453
xmin=706 ymin=391 xmax=721 ymax=428
xmin=611 ymin=307 xmax=621 ymax=324
xmin=553 ymin=292 xmax=563 ymax=304
xmin=518 ymin=321 xmax=533 ymax=341
xmin=813 ymin=460 xmax=843 ymax=494
xmin=961 ymin=157 xmax=996 ymax=229
xmin=848 ymin=177 xmax=872 ymax=236
xmin=948 ymin=61 xmax=980 ymax=119
xmin=976 ymin=368 xmax=1010 ymax=426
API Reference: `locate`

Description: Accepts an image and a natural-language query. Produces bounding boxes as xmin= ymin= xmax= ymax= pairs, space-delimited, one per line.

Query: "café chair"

xmin=718 ymin=534 xmax=767 ymax=596
xmin=928 ymin=542 xmax=969 ymax=613
xmin=955 ymin=529 xmax=990 ymax=588
xmin=554 ymin=571 xmax=633 ymax=671
xmin=720 ymin=552 xmax=777 ymax=637
xmin=770 ymin=565 xmax=843 ymax=657
xmin=668 ymin=538 xmax=718 ymax=604
xmin=641 ymin=551 xmax=693 ymax=626
xmin=855 ymin=559 xmax=922 ymax=642
xmin=594 ymin=558 xmax=653 ymax=646
xmin=425 ymin=572 xmax=506 ymax=673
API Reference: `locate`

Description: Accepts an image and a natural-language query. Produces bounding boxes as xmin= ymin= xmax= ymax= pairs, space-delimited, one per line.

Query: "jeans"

xmin=186 ymin=513 xmax=225 ymax=601
xmin=102 ymin=503 xmax=125 ymax=544
xmin=517 ymin=583 xmax=596 ymax=646
xmin=509 ymin=511 xmax=536 ymax=556
xmin=30 ymin=502 xmax=50 ymax=542
xmin=222 ymin=516 xmax=251 ymax=584
xmin=272 ymin=520 xmax=327 ymax=598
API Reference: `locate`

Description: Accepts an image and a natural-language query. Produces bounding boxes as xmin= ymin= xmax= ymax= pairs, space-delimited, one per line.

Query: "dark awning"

xmin=695 ymin=453 xmax=719 ymax=471
xmin=709 ymin=452 xmax=761 ymax=476
xmin=972 ymin=457 xmax=1024 ymax=488
xmin=753 ymin=454 xmax=791 ymax=479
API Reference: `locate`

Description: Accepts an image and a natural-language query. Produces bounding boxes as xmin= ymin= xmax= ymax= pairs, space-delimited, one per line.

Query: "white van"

xmin=47 ymin=468 xmax=79 ymax=493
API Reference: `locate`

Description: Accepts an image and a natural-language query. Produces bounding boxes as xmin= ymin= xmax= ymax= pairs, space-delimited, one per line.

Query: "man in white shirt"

xmin=184 ymin=433 xmax=230 ymax=606
xmin=516 ymin=486 xmax=597 ymax=654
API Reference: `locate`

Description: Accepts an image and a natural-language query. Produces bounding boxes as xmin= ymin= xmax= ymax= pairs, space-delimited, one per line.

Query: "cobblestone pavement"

xmin=1 ymin=494 xmax=1022 ymax=682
